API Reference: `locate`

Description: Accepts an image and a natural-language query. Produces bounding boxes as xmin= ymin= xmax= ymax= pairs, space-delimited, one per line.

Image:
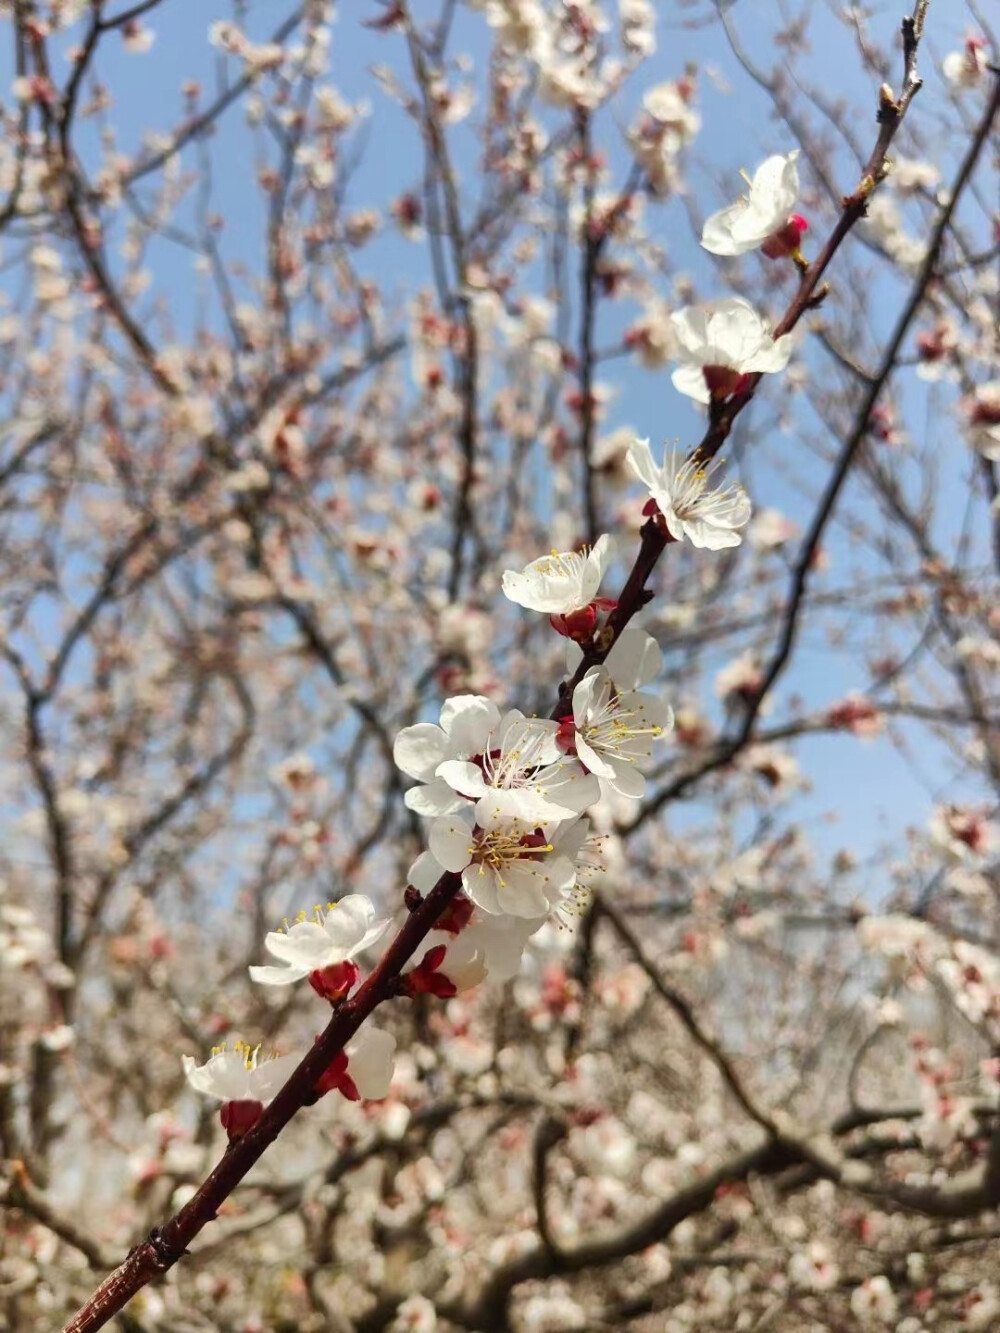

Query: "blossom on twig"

xmin=626 ymin=438 xmax=751 ymax=549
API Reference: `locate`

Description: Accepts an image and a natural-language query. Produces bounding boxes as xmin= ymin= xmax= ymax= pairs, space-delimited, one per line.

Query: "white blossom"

xmin=249 ymin=895 xmax=390 ymax=987
xmin=670 ymin=298 xmax=793 ymax=403
xmin=394 ymin=695 xmax=503 ymax=816
xmin=850 ymin=1276 xmax=898 ymax=1324
xmin=434 ymin=708 xmax=600 ymax=825
xmin=943 ymin=38 xmax=989 ymax=91
xmin=568 ymin=666 xmax=672 ymax=799
xmin=429 ymin=809 xmax=578 ymax=918
xmin=626 ymin=438 xmax=751 ymax=549
xmin=183 ymin=1040 xmax=299 ymax=1104
xmin=701 ymin=151 xmax=803 ymax=257
xmin=502 ymin=534 xmax=613 ymax=615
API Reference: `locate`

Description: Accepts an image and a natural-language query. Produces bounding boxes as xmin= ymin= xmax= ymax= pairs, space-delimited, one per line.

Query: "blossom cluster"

xmin=178 ymin=133 xmax=809 ymax=1149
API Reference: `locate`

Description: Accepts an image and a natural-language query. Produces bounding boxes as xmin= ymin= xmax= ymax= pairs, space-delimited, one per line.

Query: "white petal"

xmin=436 ymin=759 xmax=488 ymax=798
xmin=533 ymin=761 xmax=602 ymax=813
xmin=671 ymin=364 xmax=711 ymax=404
xmin=701 ymin=200 xmax=753 ymax=255
xmin=683 ymin=516 xmax=743 ymax=549
xmin=440 ymin=694 xmax=501 ymax=754
xmin=625 ymin=436 xmax=659 ymax=489
xmin=248 ymin=963 xmax=306 ymax=986
xmin=408 ymin=850 xmax=447 ymax=895
xmin=248 ymin=1051 xmax=301 ymax=1103
xmin=498 ymin=855 xmax=575 ymax=918
xmin=430 ymin=814 xmax=475 ymax=872
xmin=322 ymin=896 xmax=390 ymax=957
xmin=746 ymin=331 xmax=793 ymax=374
xmin=576 ymin=732 xmax=618 ymax=780
xmin=751 ymin=151 xmax=799 ymax=216
xmin=606 ymin=758 xmax=648 ymax=799
xmin=670 ymin=305 xmax=711 ymax=355
xmin=393 ymin=724 xmax=449 ymax=781
xmin=405 ymin=778 xmax=465 ymax=816
xmin=347 ymin=1027 xmax=396 ymax=1100
xmin=184 ymin=1050 xmax=250 ymax=1102
xmin=606 ymin=627 xmax=662 ymax=689
xmin=462 ymin=863 xmax=502 ymax=915
xmin=262 ymin=922 xmax=332 ymax=970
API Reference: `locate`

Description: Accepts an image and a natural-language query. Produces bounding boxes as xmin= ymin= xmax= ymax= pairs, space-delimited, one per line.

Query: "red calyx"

xmin=435 ymin=893 xmax=475 ymax=936
xmin=703 ymin=365 xmax=752 ymax=400
xmin=308 ymin=959 xmax=360 ymax=1003
xmin=315 ymin=1049 xmax=359 ymax=1101
xmin=549 ymin=597 xmax=618 ymax=643
xmin=219 ymin=1098 xmax=263 ymax=1141
xmin=761 ymin=213 xmax=809 ymax=260
xmin=550 ymin=603 xmax=598 ymax=641
xmin=401 ymin=944 xmax=457 ymax=999
xmin=556 ymin=714 xmax=578 ymax=756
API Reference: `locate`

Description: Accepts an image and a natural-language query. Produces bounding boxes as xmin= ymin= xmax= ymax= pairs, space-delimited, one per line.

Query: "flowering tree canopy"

xmin=0 ymin=3 xmax=998 ymax=1333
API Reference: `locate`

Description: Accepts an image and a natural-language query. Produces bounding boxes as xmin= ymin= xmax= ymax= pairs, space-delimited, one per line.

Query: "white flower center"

xmin=477 ymin=726 xmax=553 ymax=788
xmin=533 ymin=547 xmax=586 ymax=582
xmin=581 ymin=696 xmax=663 ymax=759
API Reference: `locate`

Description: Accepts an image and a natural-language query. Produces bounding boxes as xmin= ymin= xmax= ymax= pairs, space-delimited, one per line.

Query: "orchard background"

xmin=0 ymin=2 xmax=998 ymax=1331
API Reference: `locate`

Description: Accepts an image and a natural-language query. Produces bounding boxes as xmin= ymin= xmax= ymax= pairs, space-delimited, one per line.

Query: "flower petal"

xmin=393 ymin=723 xmax=449 ymax=781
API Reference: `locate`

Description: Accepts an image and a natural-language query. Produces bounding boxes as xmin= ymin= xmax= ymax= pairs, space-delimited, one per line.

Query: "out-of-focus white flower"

xmin=856 ymin=915 xmax=944 ymax=976
xmin=430 ymin=810 xmax=578 ymax=918
xmin=748 ymin=507 xmax=796 ymax=549
xmin=850 ymin=1275 xmax=898 ymax=1324
xmin=789 ymin=1242 xmax=840 ymax=1292
xmin=394 ymin=695 xmax=503 ymax=816
xmin=670 ymin=298 xmax=793 ymax=403
xmin=314 ymin=85 xmax=358 ymax=131
xmin=620 ymin=0 xmax=656 ymax=58
xmin=966 ymin=1282 xmax=1000 ymax=1330
xmin=890 ymin=155 xmax=940 ymax=195
xmin=937 ymin=940 xmax=1000 ymax=1027
xmin=929 ymin=804 xmax=998 ymax=863
xmin=402 ymin=928 xmax=487 ymax=996
xmin=860 ymin=195 xmax=926 ymax=271
xmin=943 ymin=36 xmax=989 ymax=91
xmin=963 ymin=381 xmax=1000 ymax=460
xmin=627 ymin=438 xmax=751 ymax=549
xmin=740 ymin=742 xmax=800 ymax=791
xmin=625 ymin=300 xmax=676 ymax=368
xmin=826 ymin=692 xmax=885 ymax=739
xmin=502 ymin=535 xmax=613 ymax=619
xmin=389 ymin=1293 xmax=438 ymax=1333
xmin=701 ymin=152 xmax=806 ymax=258
xmin=121 ymin=20 xmax=154 ymax=53
xmin=629 ymin=77 xmax=699 ymax=195
xmin=249 ymin=895 xmax=390 ymax=991
xmin=642 ymin=80 xmax=700 ymax=141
